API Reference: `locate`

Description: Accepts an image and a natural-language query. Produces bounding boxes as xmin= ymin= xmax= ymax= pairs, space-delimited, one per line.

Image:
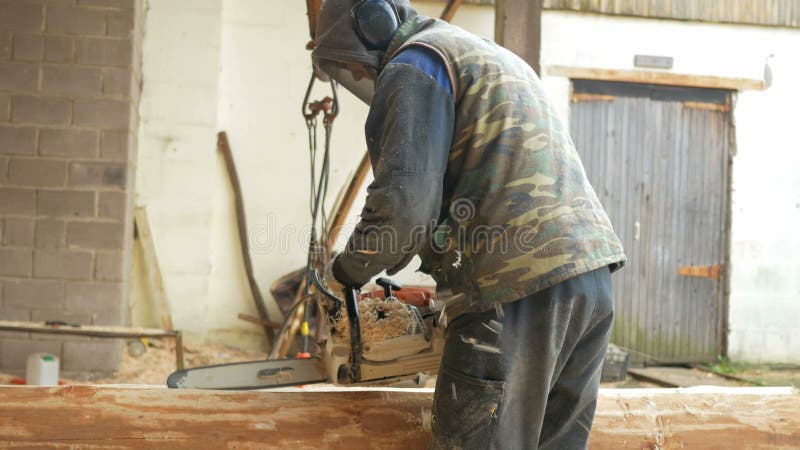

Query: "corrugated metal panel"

xmin=542 ymin=0 xmax=800 ymax=28
xmin=569 ymin=81 xmax=731 ymax=364
xmin=442 ymin=0 xmax=800 ymax=28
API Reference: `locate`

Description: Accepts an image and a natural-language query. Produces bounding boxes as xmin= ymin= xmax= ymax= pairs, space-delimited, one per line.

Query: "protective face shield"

xmin=314 ymin=59 xmax=376 ymax=105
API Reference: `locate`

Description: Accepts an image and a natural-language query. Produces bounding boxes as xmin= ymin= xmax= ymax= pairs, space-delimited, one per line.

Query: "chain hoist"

xmin=300 ymin=73 xmax=339 ymax=354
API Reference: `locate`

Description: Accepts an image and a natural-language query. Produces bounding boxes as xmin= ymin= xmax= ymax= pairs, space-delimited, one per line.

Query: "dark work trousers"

xmin=430 ymin=266 xmax=614 ymax=450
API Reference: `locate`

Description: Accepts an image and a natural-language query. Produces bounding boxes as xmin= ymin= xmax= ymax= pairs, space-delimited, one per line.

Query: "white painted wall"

xmin=134 ymin=0 xmax=225 ymax=341
xmin=133 ymin=1 xmax=493 ymax=349
xmin=135 ymin=1 xmax=799 ymax=363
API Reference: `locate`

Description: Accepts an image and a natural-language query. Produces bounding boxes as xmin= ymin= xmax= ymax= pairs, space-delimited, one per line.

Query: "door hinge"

xmin=677 ymin=265 xmax=722 ymax=280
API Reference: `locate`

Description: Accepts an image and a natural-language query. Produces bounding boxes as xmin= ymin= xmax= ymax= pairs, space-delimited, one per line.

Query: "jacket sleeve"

xmin=332 ymin=60 xmax=455 ymax=287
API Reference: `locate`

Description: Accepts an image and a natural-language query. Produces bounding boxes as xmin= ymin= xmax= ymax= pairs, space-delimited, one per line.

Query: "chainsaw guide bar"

xmin=167 ymin=357 xmax=326 ymax=390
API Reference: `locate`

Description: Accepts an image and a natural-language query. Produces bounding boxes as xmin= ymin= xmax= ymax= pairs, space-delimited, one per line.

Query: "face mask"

xmin=315 ymin=59 xmax=376 ymax=105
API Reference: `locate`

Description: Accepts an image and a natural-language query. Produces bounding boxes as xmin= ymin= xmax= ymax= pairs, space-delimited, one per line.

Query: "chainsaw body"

xmin=167 ymin=270 xmax=443 ymax=389
xmin=316 ymin=270 xmax=443 ymax=385
xmin=323 ymin=302 xmax=443 ymax=385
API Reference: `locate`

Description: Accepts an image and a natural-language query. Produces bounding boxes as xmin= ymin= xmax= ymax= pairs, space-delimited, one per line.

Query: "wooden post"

xmin=174 ymin=331 xmax=184 ymax=371
xmin=495 ymin=0 xmax=542 ymax=75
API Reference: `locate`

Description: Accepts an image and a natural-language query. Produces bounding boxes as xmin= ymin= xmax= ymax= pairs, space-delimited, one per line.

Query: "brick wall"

xmin=0 ymin=0 xmax=142 ymax=378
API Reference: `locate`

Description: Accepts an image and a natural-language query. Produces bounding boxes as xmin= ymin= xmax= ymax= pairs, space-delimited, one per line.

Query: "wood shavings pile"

xmin=332 ymin=297 xmax=421 ymax=344
xmin=93 ymin=340 xmax=267 ymax=385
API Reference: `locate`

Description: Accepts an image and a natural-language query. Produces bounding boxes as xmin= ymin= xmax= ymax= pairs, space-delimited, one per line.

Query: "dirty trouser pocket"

xmin=431 ymin=364 xmax=505 ymax=450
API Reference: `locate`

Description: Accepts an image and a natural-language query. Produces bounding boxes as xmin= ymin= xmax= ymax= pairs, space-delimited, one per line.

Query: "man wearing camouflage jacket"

xmin=312 ymin=0 xmax=626 ymax=448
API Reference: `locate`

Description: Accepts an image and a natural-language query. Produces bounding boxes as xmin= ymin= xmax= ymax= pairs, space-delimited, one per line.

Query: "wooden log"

xmin=592 ymin=387 xmax=800 ymax=449
xmin=0 ymin=385 xmax=433 ymax=450
xmin=0 ymin=386 xmax=797 ymax=449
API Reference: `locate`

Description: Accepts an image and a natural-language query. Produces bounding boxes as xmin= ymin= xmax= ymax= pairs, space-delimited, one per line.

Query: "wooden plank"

xmin=0 ymin=320 xmax=177 ymax=338
xmin=134 ymin=206 xmax=173 ymax=331
xmin=548 ymin=66 xmax=765 ymax=91
xmin=237 ymin=313 xmax=282 ymax=329
xmin=683 ymin=100 xmax=731 ymax=112
xmin=628 ymin=366 xmax=740 ymax=388
xmin=571 ymin=92 xmax=617 ymax=102
xmin=0 ymin=386 xmax=797 ymax=449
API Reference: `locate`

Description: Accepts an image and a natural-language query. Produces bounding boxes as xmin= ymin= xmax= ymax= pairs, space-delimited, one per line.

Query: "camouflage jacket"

xmin=391 ymin=18 xmax=624 ymax=315
xmin=328 ymin=15 xmax=625 ymax=318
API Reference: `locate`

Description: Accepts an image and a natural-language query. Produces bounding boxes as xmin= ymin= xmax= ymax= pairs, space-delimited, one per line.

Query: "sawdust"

xmin=332 ymin=297 xmax=422 ymax=344
xmin=94 ymin=340 xmax=267 ymax=385
xmin=0 ymin=340 xmax=267 ymax=386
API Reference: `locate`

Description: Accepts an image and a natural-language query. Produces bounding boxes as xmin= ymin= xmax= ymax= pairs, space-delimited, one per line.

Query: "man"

xmin=312 ymin=1 xmax=626 ymax=448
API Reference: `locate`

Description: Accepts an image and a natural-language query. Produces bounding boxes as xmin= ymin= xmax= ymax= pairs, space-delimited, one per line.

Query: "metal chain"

xmin=299 ymin=72 xmax=339 ymax=354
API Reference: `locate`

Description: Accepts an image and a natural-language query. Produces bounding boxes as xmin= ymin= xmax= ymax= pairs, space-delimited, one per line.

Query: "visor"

xmin=314 ymin=59 xmax=376 ymax=105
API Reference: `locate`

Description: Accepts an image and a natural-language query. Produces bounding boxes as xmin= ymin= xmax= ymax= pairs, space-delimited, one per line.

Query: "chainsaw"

xmin=166 ymin=269 xmax=444 ymax=389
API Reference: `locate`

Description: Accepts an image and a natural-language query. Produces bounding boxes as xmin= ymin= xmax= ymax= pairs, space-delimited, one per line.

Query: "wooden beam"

xmin=495 ymin=0 xmax=541 ymax=75
xmin=592 ymin=387 xmax=800 ymax=448
xmin=548 ymin=65 xmax=766 ymax=91
xmin=0 ymin=386 xmax=797 ymax=449
xmin=0 ymin=386 xmax=433 ymax=449
xmin=0 ymin=321 xmax=184 ymax=369
xmin=0 ymin=320 xmax=177 ymax=339
xmin=237 ymin=313 xmax=281 ymax=329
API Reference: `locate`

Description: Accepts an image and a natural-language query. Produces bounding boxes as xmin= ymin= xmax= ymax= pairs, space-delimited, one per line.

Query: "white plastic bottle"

xmin=26 ymin=353 xmax=60 ymax=386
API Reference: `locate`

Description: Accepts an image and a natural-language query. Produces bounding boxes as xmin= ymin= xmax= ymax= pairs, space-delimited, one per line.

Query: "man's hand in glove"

xmin=323 ymin=256 xmax=347 ymax=298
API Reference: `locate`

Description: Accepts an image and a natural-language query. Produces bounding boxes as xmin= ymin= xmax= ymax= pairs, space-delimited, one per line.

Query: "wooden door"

xmin=569 ymin=80 xmax=732 ymax=363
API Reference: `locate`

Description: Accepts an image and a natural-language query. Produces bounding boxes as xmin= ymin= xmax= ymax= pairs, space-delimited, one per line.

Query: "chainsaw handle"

xmin=308 ymin=269 xmax=362 ymax=383
xmin=376 ymin=277 xmax=402 ymax=298
xmin=308 ymin=269 xmax=341 ymax=305
xmin=344 ymin=286 xmax=362 ymax=383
